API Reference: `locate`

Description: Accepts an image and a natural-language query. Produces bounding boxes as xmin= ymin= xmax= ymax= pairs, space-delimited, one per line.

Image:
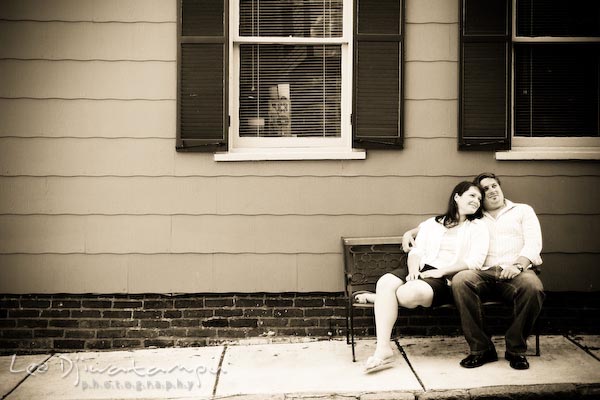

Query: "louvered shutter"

xmin=459 ymin=0 xmax=511 ymax=150
xmin=352 ymin=0 xmax=404 ymax=149
xmin=177 ymin=0 xmax=228 ymax=152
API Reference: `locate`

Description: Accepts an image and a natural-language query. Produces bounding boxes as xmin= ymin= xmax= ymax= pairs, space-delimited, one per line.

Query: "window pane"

xmin=514 ymin=44 xmax=599 ymax=137
xmin=517 ymin=0 xmax=600 ymax=37
xmin=239 ymin=0 xmax=342 ymax=37
xmin=239 ymin=44 xmax=341 ymax=137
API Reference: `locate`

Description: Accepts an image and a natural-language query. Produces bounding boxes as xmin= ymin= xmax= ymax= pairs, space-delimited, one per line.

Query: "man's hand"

xmin=420 ymin=269 xmax=444 ymax=279
xmin=499 ymin=264 xmax=521 ymax=280
xmin=402 ymin=231 xmax=416 ymax=253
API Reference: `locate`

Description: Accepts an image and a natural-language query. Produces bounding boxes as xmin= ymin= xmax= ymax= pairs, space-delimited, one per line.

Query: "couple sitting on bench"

xmin=356 ymin=173 xmax=545 ymax=374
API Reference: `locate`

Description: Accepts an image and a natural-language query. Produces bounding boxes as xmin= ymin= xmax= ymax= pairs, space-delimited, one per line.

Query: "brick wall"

xmin=1 ymin=292 xmax=598 ymax=355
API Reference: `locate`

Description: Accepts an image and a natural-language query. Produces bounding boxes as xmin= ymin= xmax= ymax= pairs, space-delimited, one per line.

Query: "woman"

xmin=355 ymin=181 xmax=489 ymax=373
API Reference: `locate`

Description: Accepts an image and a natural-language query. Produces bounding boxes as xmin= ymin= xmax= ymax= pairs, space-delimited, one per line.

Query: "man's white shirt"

xmin=481 ymin=200 xmax=543 ymax=270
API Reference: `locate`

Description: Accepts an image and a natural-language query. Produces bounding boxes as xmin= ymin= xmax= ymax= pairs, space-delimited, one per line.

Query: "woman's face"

xmin=454 ymin=186 xmax=482 ymax=216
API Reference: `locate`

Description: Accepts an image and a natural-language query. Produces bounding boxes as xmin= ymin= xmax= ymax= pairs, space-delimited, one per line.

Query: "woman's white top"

xmin=430 ymin=225 xmax=460 ymax=270
xmin=408 ymin=217 xmax=489 ymax=274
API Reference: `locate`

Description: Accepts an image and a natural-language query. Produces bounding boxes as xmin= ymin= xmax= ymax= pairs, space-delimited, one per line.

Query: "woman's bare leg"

xmin=372 ymin=273 xmax=404 ymax=360
xmin=396 ymin=280 xmax=434 ymax=309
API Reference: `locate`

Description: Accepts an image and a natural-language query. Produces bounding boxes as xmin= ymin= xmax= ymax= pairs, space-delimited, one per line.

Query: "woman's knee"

xmin=376 ymin=273 xmax=403 ymax=293
xmin=396 ymin=284 xmax=432 ymax=309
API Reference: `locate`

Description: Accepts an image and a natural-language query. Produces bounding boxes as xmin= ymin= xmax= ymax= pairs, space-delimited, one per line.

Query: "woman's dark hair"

xmin=435 ymin=181 xmax=483 ymax=228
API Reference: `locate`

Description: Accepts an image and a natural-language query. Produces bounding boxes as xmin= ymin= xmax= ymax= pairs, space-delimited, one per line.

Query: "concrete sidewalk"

xmin=1 ymin=335 xmax=599 ymax=400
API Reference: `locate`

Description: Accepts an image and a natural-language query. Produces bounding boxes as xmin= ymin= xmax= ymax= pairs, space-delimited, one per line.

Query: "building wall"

xmin=1 ymin=0 xmax=599 ymax=294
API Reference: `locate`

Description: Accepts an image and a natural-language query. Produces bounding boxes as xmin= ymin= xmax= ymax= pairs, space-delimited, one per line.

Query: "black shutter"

xmin=177 ymin=0 xmax=228 ymax=152
xmin=353 ymin=0 xmax=404 ymax=149
xmin=459 ymin=0 xmax=511 ymax=150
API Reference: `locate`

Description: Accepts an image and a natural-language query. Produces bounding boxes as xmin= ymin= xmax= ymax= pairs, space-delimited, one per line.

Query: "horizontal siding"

xmin=0 ymin=0 xmax=176 ymax=22
xmin=0 ymin=21 xmax=175 ymax=60
xmin=1 ymin=215 xmax=598 ymax=254
xmin=2 ymin=137 xmax=600 ymax=177
xmin=535 ymin=253 xmax=600 ymax=292
xmin=0 ymin=60 xmax=175 ymax=99
xmin=0 ymin=254 xmax=343 ymax=293
xmin=1 ymin=176 xmax=599 ymax=215
xmin=405 ymin=23 xmax=458 ymax=62
xmin=404 ymin=100 xmax=458 ymax=138
xmin=0 ymin=253 xmax=597 ymax=294
xmin=0 ymin=0 xmax=597 ymax=294
xmin=405 ymin=0 xmax=458 ymax=23
xmin=0 ymin=99 xmax=175 ymax=138
xmin=405 ymin=61 xmax=457 ymax=99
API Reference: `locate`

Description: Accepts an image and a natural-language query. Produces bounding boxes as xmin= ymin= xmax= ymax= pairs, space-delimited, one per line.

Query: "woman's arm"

xmin=406 ymin=251 xmax=421 ymax=281
xmin=420 ymin=220 xmax=489 ymax=279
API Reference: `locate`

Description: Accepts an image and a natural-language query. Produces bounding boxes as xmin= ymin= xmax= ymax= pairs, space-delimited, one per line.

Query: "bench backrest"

xmin=342 ymin=236 xmax=407 ymax=297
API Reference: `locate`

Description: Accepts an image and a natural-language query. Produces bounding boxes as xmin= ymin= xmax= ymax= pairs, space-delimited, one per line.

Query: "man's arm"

xmin=500 ymin=204 xmax=543 ymax=279
xmin=518 ymin=204 xmax=543 ymax=267
xmin=402 ymin=226 xmax=420 ymax=252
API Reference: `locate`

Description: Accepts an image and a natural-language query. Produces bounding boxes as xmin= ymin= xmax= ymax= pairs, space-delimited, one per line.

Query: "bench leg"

xmin=349 ymin=303 xmax=357 ymax=362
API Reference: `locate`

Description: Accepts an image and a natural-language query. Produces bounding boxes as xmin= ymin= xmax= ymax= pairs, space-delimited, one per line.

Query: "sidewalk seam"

xmin=212 ymin=345 xmax=228 ymax=398
xmin=565 ymin=334 xmax=600 ymax=362
xmin=1 ymin=353 xmax=54 ymax=400
xmin=395 ymin=339 xmax=426 ymax=392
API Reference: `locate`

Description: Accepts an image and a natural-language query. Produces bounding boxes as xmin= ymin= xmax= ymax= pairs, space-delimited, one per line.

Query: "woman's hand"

xmin=406 ymin=270 xmax=420 ymax=281
xmin=420 ymin=269 xmax=444 ymax=279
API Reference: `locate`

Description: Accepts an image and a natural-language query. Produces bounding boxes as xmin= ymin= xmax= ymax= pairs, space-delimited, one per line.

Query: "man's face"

xmin=479 ymin=178 xmax=505 ymax=211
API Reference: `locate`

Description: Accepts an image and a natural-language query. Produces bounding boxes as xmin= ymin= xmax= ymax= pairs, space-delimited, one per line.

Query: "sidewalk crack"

xmin=394 ymin=339 xmax=426 ymax=392
xmin=212 ymin=345 xmax=228 ymax=398
xmin=2 ymin=353 xmax=54 ymax=400
xmin=564 ymin=335 xmax=600 ymax=362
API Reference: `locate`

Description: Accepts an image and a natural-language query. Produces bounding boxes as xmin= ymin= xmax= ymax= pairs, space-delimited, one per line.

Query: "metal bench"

xmin=342 ymin=235 xmax=541 ymax=362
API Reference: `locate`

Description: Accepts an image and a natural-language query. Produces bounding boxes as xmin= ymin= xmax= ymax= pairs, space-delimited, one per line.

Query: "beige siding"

xmin=2 ymin=138 xmax=600 ymax=177
xmin=2 ymin=176 xmax=600 ymax=215
xmin=0 ymin=0 xmax=598 ymax=294
xmin=2 ymin=214 xmax=599 ymax=254
xmin=0 ymin=99 xmax=175 ymax=138
xmin=0 ymin=60 xmax=175 ymax=99
xmin=0 ymin=22 xmax=175 ymax=60
xmin=0 ymin=0 xmax=176 ymax=22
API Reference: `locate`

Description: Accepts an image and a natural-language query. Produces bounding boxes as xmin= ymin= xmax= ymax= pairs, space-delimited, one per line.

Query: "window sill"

xmin=495 ymin=147 xmax=600 ymax=161
xmin=214 ymin=148 xmax=367 ymax=161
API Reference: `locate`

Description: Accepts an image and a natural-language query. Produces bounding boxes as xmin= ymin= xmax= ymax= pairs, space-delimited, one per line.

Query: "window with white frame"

xmin=177 ymin=0 xmax=403 ymax=157
xmin=230 ymin=0 xmax=352 ymax=152
xmin=512 ymin=0 xmax=600 ymax=148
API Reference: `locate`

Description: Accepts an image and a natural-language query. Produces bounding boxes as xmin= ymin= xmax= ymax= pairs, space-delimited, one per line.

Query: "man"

xmin=402 ymin=173 xmax=545 ymax=370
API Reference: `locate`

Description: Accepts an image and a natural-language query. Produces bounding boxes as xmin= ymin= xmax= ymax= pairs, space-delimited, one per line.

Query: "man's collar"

xmin=484 ymin=199 xmax=515 ymax=218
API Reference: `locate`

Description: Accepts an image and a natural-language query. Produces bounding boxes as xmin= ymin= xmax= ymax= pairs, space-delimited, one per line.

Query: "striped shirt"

xmin=481 ymin=200 xmax=543 ymax=270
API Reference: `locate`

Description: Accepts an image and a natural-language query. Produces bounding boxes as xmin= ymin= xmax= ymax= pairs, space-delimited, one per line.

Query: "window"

xmin=232 ymin=0 xmax=348 ymax=152
xmin=177 ymin=0 xmax=404 ymax=160
xmin=459 ymin=0 xmax=600 ymax=159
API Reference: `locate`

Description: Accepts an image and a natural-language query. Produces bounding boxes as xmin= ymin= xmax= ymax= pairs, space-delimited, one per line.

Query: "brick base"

xmin=0 ymin=291 xmax=598 ymax=354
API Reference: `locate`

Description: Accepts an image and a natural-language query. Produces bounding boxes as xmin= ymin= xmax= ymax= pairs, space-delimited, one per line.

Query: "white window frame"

xmin=215 ymin=0 xmax=365 ymax=161
xmin=497 ymin=0 xmax=600 ymax=160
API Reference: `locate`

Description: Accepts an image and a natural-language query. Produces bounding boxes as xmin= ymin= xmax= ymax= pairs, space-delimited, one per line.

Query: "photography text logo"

xmin=9 ymin=354 xmax=224 ymax=392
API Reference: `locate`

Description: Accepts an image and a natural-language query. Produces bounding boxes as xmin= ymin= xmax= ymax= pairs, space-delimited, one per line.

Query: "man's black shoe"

xmin=505 ymin=352 xmax=529 ymax=370
xmin=459 ymin=350 xmax=498 ymax=368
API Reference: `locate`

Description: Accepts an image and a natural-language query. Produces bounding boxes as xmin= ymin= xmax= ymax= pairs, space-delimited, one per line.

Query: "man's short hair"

xmin=473 ymin=172 xmax=501 ymax=187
